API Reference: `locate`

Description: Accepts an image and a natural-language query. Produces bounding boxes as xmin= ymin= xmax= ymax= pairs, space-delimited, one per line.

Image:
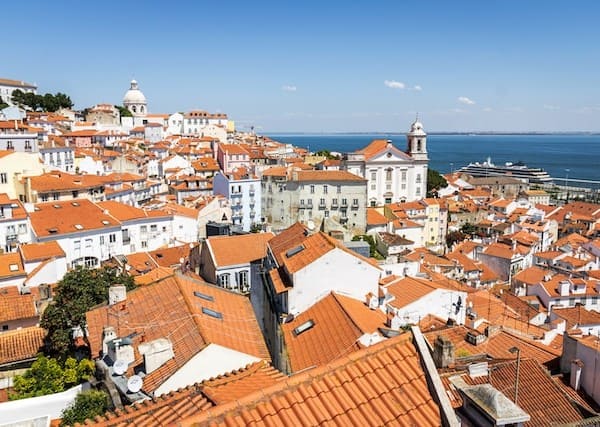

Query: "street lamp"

xmin=509 ymin=346 xmax=521 ymax=405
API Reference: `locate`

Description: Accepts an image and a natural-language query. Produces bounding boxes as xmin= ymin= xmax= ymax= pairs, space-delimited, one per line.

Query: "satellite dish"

xmin=127 ymin=375 xmax=143 ymax=393
xmin=113 ymin=359 xmax=128 ymax=376
xmin=307 ymin=220 xmax=315 ymax=231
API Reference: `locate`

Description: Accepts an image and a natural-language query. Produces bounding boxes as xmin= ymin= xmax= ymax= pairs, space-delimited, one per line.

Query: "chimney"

xmin=570 ymin=360 xmax=583 ymax=391
xmin=109 ymin=284 xmax=127 ymax=305
xmin=366 ymin=292 xmax=378 ymax=310
xmin=139 ymin=338 xmax=174 ymax=374
xmin=485 ymin=324 xmax=501 ymax=338
xmin=102 ymin=326 xmax=117 ymax=356
xmin=432 ymin=335 xmax=455 ymax=368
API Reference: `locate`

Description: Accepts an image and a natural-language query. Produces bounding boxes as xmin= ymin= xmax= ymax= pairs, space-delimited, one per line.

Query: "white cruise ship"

xmin=457 ymin=157 xmax=553 ymax=184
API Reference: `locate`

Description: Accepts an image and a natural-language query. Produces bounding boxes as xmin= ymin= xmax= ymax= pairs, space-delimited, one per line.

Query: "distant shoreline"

xmin=266 ymin=131 xmax=600 ymax=136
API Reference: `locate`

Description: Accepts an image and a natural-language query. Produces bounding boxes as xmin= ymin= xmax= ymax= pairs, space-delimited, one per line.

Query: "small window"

xmin=193 ymin=291 xmax=214 ymax=302
xmin=293 ymin=319 xmax=315 ymax=336
xmin=202 ymin=307 xmax=223 ymax=319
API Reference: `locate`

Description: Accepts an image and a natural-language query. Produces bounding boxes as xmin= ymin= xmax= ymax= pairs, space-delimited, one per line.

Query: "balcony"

xmin=318 ymin=202 xmax=326 ymax=210
xmin=331 ymin=201 xmax=338 ymax=209
xmin=232 ymin=211 xmax=243 ymax=219
xmin=249 ymin=189 xmax=255 ymax=197
xmin=341 ymin=200 xmax=348 ymax=208
xmin=306 ymin=203 xmax=313 ymax=210
xmin=250 ymin=210 xmax=256 ymax=217
xmin=249 ymin=198 xmax=255 ymax=206
xmin=351 ymin=203 xmax=359 ymax=210
xmin=231 ymin=191 xmax=243 ymax=198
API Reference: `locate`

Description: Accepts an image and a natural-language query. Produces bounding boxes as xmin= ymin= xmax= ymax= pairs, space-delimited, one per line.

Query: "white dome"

xmin=123 ymin=80 xmax=147 ymax=105
xmin=409 ymin=120 xmax=426 ymax=136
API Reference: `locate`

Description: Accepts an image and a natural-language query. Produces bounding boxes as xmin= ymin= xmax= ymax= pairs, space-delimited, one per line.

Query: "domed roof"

xmin=409 ymin=119 xmax=426 ymax=136
xmin=123 ymin=79 xmax=147 ymax=105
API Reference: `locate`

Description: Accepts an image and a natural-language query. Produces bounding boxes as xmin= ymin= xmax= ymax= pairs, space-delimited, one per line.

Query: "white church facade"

xmin=343 ymin=120 xmax=429 ymax=206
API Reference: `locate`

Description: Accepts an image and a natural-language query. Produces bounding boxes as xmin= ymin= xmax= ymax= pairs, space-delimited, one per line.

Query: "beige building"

xmin=0 ymin=151 xmax=45 ymax=200
xmin=85 ymin=103 xmax=120 ymax=126
xmin=262 ymin=168 xmax=367 ymax=236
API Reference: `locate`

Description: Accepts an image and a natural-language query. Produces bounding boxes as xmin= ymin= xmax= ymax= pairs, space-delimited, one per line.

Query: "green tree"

xmin=60 ymin=390 xmax=110 ymax=426
xmin=41 ymin=266 xmax=136 ymax=359
xmin=115 ymin=105 xmax=132 ymax=117
xmin=352 ymin=234 xmax=384 ymax=259
xmin=460 ymin=222 xmax=478 ymax=236
xmin=426 ymin=168 xmax=448 ymax=197
xmin=0 ymin=99 xmax=8 ymax=110
xmin=54 ymin=92 xmax=73 ymax=110
xmin=446 ymin=230 xmax=467 ymax=248
xmin=10 ymin=355 xmax=95 ymax=400
xmin=11 ymin=89 xmax=73 ymax=112
xmin=314 ymin=149 xmax=340 ymax=160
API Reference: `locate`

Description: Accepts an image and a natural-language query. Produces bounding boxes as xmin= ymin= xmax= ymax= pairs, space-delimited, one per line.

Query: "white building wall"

xmin=23 ymin=257 xmax=68 ymax=287
xmin=37 ymin=228 xmax=122 ymax=267
xmin=171 ymin=214 xmax=198 ymax=243
xmin=389 ymin=288 xmax=467 ymax=325
xmin=288 ymin=248 xmax=380 ymax=315
xmin=153 ymin=344 xmax=260 ymax=397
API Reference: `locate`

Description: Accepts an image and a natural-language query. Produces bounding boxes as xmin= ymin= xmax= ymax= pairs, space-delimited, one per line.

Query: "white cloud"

xmin=281 ymin=85 xmax=297 ymax=92
xmin=543 ymin=104 xmax=560 ymax=110
xmin=482 ymin=107 xmax=493 ymax=112
xmin=458 ymin=96 xmax=476 ymax=105
xmin=384 ymin=80 xmax=405 ymax=89
xmin=412 ymin=85 xmax=422 ymax=91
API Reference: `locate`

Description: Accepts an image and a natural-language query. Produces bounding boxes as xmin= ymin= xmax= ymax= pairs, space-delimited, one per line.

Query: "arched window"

xmin=131 ymin=105 xmax=136 ymax=113
xmin=417 ymin=139 xmax=422 ymax=151
xmin=140 ymin=106 xmax=145 ymax=113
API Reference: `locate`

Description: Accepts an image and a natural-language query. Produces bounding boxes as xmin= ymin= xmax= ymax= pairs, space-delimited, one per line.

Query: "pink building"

xmin=217 ymin=143 xmax=250 ymax=173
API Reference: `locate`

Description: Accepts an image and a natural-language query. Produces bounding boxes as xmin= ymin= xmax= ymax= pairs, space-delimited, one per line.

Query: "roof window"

xmin=9 ymin=264 xmax=19 ymax=272
xmin=286 ymin=245 xmax=305 ymax=258
xmin=193 ymin=291 xmax=214 ymax=302
xmin=293 ymin=319 xmax=315 ymax=336
xmin=202 ymin=307 xmax=222 ymax=319
xmin=74 ymin=224 xmax=84 ymax=230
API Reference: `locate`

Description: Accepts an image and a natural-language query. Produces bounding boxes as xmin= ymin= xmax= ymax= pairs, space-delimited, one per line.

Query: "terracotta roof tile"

xmin=88 ymin=361 xmax=284 ymax=426
xmin=442 ymin=359 xmax=587 ymax=426
xmin=207 ymin=233 xmax=274 ymax=267
xmin=0 ymin=326 xmax=45 ymax=366
xmin=552 ymin=304 xmax=600 ymax=329
xmin=30 ymin=199 xmax=120 ymax=237
xmin=281 ymin=293 xmax=386 ymax=373
xmin=19 ymin=241 xmax=66 ymax=262
xmin=0 ymin=252 xmax=26 ymax=278
xmin=366 ymin=208 xmax=388 ymax=225
xmin=178 ymin=333 xmax=442 ymax=426
xmin=268 ymin=222 xmax=309 ymax=267
xmin=424 ymin=325 xmax=560 ymax=370
xmin=85 ymin=274 xmax=269 ymax=395
xmin=0 ymin=287 xmax=37 ymax=323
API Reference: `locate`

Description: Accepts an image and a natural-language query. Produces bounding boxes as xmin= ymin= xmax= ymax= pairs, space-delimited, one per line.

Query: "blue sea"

xmin=267 ymin=133 xmax=600 ymax=186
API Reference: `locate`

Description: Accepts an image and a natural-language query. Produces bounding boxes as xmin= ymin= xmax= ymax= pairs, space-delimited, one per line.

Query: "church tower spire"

xmin=406 ymin=118 xmax=428 ymax=162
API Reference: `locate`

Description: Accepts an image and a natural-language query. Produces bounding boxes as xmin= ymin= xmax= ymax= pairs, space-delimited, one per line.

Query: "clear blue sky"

xmin=4 ymin=1 xmax=600 ymax=132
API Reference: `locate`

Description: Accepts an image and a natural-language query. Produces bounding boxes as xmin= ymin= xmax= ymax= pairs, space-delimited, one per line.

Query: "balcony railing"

xmin=341 ymin=200 xmax=348 ymax=207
